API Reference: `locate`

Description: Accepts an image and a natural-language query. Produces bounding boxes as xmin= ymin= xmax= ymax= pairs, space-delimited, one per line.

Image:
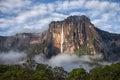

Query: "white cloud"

xmin=56 ymin=0 xmax=85 ymax=11
xmin=0 ymin=18 xmax=16 ymax=29
xmin=0 ymin=18 xmax=9 ymax=28
xmin=92 ymin=19 xmax=112 ymax=31
xmin=0 ymin=0 xmax=120 ymax=36
xmin=92 ymin=19 xmax=101 ymax=25
xmin=34 ymin=53 xmax=111 ymax=72
xmin=34 ymin=54 xmax=93 ymax=71
xmin=0 ymin=0 xmax=31 ymax=13
xmin=0 ymin=51 xmax=27 ymax=64
xmin=15 ymin=4 xmax=49 ymax=23
xmin=0 ymin=52 xmax=112 ymax=71
xmin=69 ymin=12 xmax=88 ymax=16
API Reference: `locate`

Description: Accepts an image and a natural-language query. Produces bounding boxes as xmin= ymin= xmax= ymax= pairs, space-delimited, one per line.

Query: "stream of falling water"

xmin=61 ymin=24 xmax=64 ymax=53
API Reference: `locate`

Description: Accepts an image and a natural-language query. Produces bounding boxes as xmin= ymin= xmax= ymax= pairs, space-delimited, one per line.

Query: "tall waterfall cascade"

xmin=61 ymin=24 xmax=64 ymax=53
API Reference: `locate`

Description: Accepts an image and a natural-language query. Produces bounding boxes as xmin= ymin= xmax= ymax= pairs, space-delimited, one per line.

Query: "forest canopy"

xmin=0 ymin=62 xmax=120 ymax=80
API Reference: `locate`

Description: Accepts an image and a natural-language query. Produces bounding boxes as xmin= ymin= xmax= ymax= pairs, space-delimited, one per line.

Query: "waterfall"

xmin=61 ymin=24 xmax=64 ymax=53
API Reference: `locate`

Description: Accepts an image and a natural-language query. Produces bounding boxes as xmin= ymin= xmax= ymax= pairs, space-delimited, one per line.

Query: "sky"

xmin=0 ymin=0 xmax=120 ymax=36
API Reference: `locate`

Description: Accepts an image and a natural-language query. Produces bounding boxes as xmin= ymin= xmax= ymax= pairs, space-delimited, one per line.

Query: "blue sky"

xmin=0 ymin=0 xmax=120 ymax=36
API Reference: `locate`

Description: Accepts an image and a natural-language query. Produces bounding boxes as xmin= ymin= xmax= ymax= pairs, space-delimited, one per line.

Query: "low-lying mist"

xmin=34 ymin=53 xmax=111 ymax=71
xmin=0 ymin=51 xmax=112 ymax=71
xmin=0 ymin=51 xmax=27 ymax=65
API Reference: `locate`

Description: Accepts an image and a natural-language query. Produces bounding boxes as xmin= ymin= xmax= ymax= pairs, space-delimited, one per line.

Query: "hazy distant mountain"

xmin=0 ymin=15 xmax=120 ymax=61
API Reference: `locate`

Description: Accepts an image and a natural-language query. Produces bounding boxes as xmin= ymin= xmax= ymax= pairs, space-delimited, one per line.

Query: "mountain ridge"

xmin=0 ymin=15 xmax=120 ymax=61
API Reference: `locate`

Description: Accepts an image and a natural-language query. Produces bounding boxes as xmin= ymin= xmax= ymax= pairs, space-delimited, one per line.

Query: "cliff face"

xmin=0 ymin=15 xmax=120 ymax=61
xmin=95 ymin=28 xmax=120 ymax=60
xmin=48 ymin=15 xmax=103 ymax=55
xmin=0 ymin=33 xmax=42 ymax=52
xmin=43 ymin=15 xmax=120 ymax=60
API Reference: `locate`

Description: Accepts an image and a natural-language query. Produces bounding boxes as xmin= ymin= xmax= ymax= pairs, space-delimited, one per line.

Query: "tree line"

xmin=0 ymin=62 xmax=120 ymax=80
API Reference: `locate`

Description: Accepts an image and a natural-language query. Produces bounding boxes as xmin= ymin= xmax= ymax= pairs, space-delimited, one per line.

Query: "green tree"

xmin=110 ymin=62 xmax=120 ymax=80
xmin=0 ymin=65 xmax=33 ymax=80
xmin=53 ymin=67 xmax=68 ymax=80
xmin=0 ymin=65 xmax=9 ymax=74
xmin=90 ymin=66 xmax=112 ymax=80
xmin=69 ymin=68 xmax=89 ymax=80
xmin=90 ymin=63 xmax=120 ymax=80
xmin=30 ymin=64 xmax=54 ymax=80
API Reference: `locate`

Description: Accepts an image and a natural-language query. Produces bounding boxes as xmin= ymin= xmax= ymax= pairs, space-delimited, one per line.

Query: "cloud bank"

xmin=0 ymin=0 xmax=120 ymax=36
xmin=0 ymin=51 xmax=113 ymax=71
xmin=34 ymin=53 xmax=111 ymax=71
xmin=0 ymin=51 xmax=27 ymax=64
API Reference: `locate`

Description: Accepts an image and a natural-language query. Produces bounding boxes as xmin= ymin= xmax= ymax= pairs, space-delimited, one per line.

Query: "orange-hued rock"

xmin=30 ymin=40 xmax=40 ymax=44
xmin=0 ymin=15 xmax=120 ymax=60
xmin=47 ymin=15 xmax=103 ymax=54
xmin=53 ymin=32 xmax=61 ymax=52
xmin=43 ymin=15 xmax=120 ymax=60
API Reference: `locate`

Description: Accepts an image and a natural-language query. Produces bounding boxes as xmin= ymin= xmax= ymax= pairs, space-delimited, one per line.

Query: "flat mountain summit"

xmin=0 ymin=15 xmax=120 ymax=61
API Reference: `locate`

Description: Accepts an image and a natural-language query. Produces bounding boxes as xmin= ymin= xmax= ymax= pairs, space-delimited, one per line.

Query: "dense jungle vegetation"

xmin=0 ymin=62 xmax=120 ymax=80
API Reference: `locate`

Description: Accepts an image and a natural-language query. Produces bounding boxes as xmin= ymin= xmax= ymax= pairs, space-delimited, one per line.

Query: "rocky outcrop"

xmin=47 ymin=15 xmax=103 ymax=55
xmin=43 ymin=15 xmax=120 ymax=60
xmin=95 ymin=28 xmax=120 ymax=61
xmin=0 ymin=33 xmax=42 ymax=52
xmin=0 ymin=15 xmax=120 ymax=61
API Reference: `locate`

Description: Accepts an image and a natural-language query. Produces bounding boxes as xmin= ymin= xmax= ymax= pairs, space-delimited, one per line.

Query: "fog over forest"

xmin=0 ymin=51 xmax=113 ymax=71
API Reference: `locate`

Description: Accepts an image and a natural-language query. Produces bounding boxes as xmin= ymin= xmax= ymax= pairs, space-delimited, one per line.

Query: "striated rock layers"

xmin=0 ymin=15 xmax=120 ymax=60
xmin=48 ymin=15 xmax=102 ymax=54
